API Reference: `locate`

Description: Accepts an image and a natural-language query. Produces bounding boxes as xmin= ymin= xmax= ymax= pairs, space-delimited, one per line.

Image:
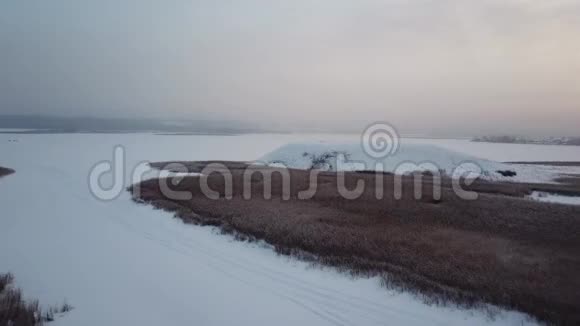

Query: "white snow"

xmin=0 ymin=133 xmax=552 ymax=326
xmin=527 ymin=191 xmax=580 ymax=206
xmin=260 ymin=141 xmax=580 ymax=183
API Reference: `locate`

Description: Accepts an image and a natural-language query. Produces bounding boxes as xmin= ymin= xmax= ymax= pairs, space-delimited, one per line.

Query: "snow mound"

xmin=259 ymin=142 xmax=577 ymax=183
xmin=260 ymin=142 xmax=511 ymax=179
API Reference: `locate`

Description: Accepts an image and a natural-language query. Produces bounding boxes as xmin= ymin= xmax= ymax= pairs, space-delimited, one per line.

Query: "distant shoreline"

xmin=507 ymin=161 xmax=580 ymax=166
xmin=0 ymin=129 xmax=469 ymax=139
xmin=0 ymin=129 xmax=246 ymax=136
xmin=473 ymin=136 xmax=580 ymax=146
xmin=0 ymin=115 xmax=269 ymax=135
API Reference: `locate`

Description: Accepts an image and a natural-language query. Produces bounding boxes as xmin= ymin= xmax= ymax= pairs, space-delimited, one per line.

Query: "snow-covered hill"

xmin=260 ymin=142 xmax=579 ymax=184
xmin=261 ymin=142 xmax=500 ymax=174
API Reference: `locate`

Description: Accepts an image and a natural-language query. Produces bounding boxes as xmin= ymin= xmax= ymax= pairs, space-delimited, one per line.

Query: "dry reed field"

xmin=132 ymin=161 xmax=580 ymax=325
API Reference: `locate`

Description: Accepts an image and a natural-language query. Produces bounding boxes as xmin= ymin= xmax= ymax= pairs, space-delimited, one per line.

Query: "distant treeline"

xmin=0 ymin=115 xmax=266 ymax=134
xmin=472 ymin=135 xmax=580 ymax=146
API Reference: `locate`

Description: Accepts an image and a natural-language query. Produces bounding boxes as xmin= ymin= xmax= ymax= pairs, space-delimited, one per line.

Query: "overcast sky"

xmin=1 ymin=1 xmax=579 ymax=135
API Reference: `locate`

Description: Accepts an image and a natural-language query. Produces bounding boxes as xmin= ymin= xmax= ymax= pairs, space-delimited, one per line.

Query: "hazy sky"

xmin=1 ymin=1 xmax=579 ymax=135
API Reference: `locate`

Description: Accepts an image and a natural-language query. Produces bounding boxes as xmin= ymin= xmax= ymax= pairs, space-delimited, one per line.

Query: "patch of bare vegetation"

xmin=131 ymin=161 xmax=580 ymax=325
xmin=0 ymin=273 xmax=40 ymax=326
xmin=0 ymin=273 xmax=72 ymax=326
xmin=554 ymin=175 xmax=580 ymax=188
xmin=0 ymin=167 xmax=14 ymax=178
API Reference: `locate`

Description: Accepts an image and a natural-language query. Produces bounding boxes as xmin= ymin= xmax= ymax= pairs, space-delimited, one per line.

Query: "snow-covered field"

xmin=2 ymin=132 xmax=574 ymax=325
